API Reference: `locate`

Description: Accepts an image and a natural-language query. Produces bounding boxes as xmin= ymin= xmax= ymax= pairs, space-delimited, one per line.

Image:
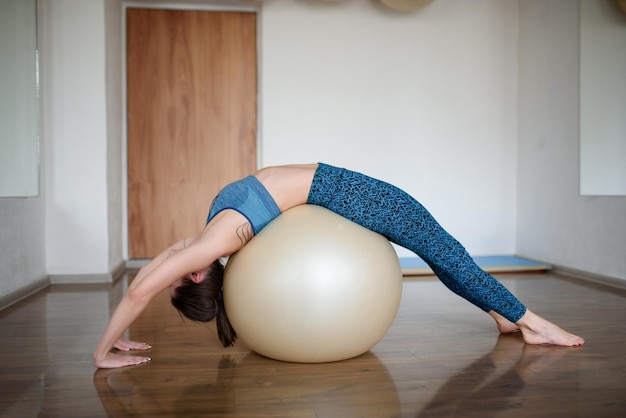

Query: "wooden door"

xmin=127 ymin=8 xmax=257 ymax=258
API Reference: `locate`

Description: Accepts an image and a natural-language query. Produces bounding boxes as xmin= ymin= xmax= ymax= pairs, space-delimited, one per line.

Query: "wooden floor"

xmin=0 ymin=272 xmax=624 ymax=417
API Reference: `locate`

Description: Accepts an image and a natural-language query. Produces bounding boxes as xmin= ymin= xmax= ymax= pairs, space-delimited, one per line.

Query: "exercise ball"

xmin=223 ymin=205 xmax=403 ymax=363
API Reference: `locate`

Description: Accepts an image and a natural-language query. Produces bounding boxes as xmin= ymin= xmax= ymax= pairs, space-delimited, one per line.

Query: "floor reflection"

xmin=416 ymin=334 xmax=582 ymax=417
xmin=0 ymin=282 xmax=121 ymax=416
xmin=0 ymin=274 xmax=624 ymax=417
xmin=94 ymin=351 xmax=401 ymax=417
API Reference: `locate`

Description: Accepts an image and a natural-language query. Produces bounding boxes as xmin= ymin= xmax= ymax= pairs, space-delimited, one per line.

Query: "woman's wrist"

xmin=93 ymin=350 xmax=107 ymax=364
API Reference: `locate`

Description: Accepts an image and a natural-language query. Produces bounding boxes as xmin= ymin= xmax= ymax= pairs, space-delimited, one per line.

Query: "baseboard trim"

xmin=0 ymin=277 xmax=50 ymax=311
xmin=552 ymin=264 xmax=626 ymax=291
xmin=4 ymin=263 xmax=623 ymax=311
xmin=1 ymin=263 xmax=129 ymax=311
xmin=126 ymin=258 xmax=151 ymax=269
xmin=49 ymin=261 xmax=127 ymax=285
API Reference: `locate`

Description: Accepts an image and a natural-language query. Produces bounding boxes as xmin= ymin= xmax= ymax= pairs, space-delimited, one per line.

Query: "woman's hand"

xmin=93 ymin=339 xmax=152 ymax=368
xmin=93 ymin=233 xmax=220 ymax=370
xmin=95 ymin=351 xmax=152 ymax=369
xmin=113 ymin=338 xmax=152 ymax=352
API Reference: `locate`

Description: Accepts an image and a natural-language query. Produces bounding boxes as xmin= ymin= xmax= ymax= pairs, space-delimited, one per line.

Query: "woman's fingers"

xmin=113 ymin=338 xmax=152 ymax=351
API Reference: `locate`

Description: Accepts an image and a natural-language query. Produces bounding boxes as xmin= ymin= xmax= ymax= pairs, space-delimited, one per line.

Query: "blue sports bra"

xmin=206 ymin=175 xmax=281 ymax=235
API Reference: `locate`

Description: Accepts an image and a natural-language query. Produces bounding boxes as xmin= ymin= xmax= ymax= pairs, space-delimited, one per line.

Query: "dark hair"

xmin=170 ymin=259 xmax=237 ymax=347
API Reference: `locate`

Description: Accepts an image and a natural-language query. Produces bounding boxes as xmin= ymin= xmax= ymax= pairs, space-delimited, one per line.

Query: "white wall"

xmin=1 ymin=0 xmax=125 ymax=302
xmin=517 ymin=0 xmax=626 ymax=281
xmin=0 ymin=198 xmax=47 ymax=302
xmin=261 ymin=0 xmax=519 ymax=256
xmin=3 ymin=0 xmax=625 ymax=303
xmin=0 ymin=1 xmax=47 ymax=302
xmin=41 ymin=0 xmax=113 ymax=276
xmin=105 ymin=0 xmax=125 ymax=273
xmin=39 ymin=0 xmax=519 ymax=272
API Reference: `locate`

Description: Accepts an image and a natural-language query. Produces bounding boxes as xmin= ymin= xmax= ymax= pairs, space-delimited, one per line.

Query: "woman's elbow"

xmin=126 ymin=286 xmax=151 ymax=305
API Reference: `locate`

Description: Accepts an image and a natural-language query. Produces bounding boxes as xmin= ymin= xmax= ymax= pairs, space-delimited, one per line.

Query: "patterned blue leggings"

xmin=307 ymin=163 xmax=527 ymax=323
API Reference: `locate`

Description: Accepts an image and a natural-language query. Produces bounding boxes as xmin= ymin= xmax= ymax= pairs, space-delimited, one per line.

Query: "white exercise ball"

xmin=223 ymin=205 xmax=403 ymax=363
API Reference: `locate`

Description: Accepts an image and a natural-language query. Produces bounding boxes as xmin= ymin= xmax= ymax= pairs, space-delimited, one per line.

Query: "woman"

xmin=94 ymin=163 xmax=584 ymax=369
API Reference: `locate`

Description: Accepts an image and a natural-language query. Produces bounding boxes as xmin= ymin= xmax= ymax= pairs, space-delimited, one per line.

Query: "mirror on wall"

xmin=580 ymin=0 xmax=626 ymax=196
xmin=0 ymin=0 xmax=40 ymax=197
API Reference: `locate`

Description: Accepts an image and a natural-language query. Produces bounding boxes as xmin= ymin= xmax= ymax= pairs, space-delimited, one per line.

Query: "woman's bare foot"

xmin=516 ymin=309 xmax=584 ymax=346
xmin=489 ymin=311 xmax=520 ymax=334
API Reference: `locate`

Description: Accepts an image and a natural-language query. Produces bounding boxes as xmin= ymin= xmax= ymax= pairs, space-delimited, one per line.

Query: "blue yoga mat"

xmin=399 ymin=255 xmax=551 ymax=276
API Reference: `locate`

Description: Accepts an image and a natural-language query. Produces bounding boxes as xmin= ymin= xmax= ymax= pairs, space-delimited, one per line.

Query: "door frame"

xmin=121 ymin=1 xmax=262 ymax=265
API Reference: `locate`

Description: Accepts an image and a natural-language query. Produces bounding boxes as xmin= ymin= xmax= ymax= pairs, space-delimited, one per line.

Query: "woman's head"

xmin=170 ymin=259 xmax=237 ymax=347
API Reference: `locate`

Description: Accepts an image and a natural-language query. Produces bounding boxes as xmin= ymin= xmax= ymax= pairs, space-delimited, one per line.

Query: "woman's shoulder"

xmin=201 ymin=210 xmax=254 ymax=256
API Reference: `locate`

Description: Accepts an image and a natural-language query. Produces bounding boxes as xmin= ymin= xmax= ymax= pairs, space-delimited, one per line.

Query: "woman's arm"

xmin=93 ymin=289 xmax=155 ymax=368
xmin=93 ymin=211 xmax=250 ymax=368
xmin=93 ymin=238 xmax=222 ymax=368
xmin=92 ymin=236 xmax=197 ymax=366
xmin=131 ymin=234 xmax=198 ymax=287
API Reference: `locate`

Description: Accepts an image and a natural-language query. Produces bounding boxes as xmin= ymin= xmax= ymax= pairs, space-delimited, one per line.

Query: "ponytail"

xmin=215 ymin=290 xmax=237 ymax=347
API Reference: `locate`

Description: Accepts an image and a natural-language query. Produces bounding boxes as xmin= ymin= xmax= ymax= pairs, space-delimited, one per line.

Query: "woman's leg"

xmin=307 ymin=163 xmax=526 ymax=322
xmin=308 ymin=164 xmax=584 ymax=346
